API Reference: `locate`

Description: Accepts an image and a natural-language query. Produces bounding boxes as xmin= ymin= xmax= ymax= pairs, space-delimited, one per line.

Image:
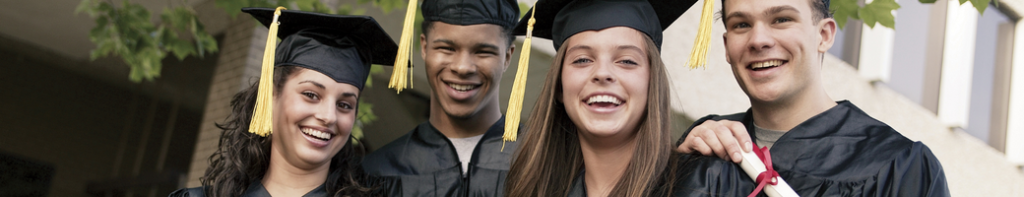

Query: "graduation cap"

xmin=388 ymin=0 xmax=521 ymax=94
xmin=513 ymin=0 xmax=699 ymax=50
xmin=240 ymin=7 xmax=398 ymax=137
xmin=502 ymin=0 xmax=706 ymax=145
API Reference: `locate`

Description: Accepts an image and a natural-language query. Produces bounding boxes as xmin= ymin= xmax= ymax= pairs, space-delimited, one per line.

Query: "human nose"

xmin=450 ymin=52 xmax=477 ymax=76
xmin=591 ymin=61 xmax=616 ymax=84
xmin=747 ymin=24 xmax=775 ymax=52
xmin=314 ymin=103 xmax=337 ymax=126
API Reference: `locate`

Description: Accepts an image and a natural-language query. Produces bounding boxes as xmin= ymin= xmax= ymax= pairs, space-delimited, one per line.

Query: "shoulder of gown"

xmin=361 ymin=122 xmax=437 ymax=176
xmin=168 ymin=187 xmax=205 ymax=197
xmin=657 ymin=153 xmax=757 ymax=197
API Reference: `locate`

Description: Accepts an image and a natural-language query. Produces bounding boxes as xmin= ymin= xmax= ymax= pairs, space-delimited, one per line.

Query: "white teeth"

xmin=586 ymin=95 xmax=623 ymax=105
xmin=448 ymin=83 xmax=476 ymax=91
xmin=301 ymin=128 xmax=332 ymax=140
xmin=751 ymin=60 xmax=783 ymax=69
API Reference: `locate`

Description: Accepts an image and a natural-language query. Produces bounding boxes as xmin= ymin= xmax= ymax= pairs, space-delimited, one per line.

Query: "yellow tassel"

xmin=502 ymin=5 xmax=536 ymax=152
xmin=687 ymin=0 xmax=714 ymax=69
xmin=389 ymin=0 xmax=419 ymax=93
xmin=249 ymin=7 xmax=286 ymax=137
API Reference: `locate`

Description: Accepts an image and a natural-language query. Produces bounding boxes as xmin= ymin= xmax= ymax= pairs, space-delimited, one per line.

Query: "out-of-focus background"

xmin=0 ymin=0 xmax=1021 ymax=196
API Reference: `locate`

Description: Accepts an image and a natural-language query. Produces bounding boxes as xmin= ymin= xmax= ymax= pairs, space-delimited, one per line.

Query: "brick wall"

xmin=185 ymin=18 xmax=265 ymax=187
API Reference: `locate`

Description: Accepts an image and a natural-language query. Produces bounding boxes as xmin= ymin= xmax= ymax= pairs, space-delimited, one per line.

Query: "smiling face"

xmin=560 ymin=27 xmax=650 ymax=138
xmin=722 ymin=0 xmax=835 ymax=105
xmin=272 ymin=68 xmax=358 ymax=169
xmin=420 ymin=22 xmax=513 ymax=119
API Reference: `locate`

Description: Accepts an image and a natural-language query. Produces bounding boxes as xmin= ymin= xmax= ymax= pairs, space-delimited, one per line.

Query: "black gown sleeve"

xmin=876 ymin=142 xmax=950 ymax=197
xmin=666 ymin=154 xmax=758 ymax=197
xmin=361 ymin=174 xmax=403 ymax=196
xmin=167 ymin=187 xmax=205 ymax=197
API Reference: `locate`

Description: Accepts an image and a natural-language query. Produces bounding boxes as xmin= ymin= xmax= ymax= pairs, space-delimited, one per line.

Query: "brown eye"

xmin=732 ymin=22 xmax=750 ymax=29
xmin=337 ymin=102 xmax=354 ymax=111
xmin=303 ymin=91 xmax=319 ymax=100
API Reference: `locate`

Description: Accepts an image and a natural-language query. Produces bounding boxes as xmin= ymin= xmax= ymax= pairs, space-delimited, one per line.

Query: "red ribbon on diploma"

xmin=748 ymin=146 xmax=779 ymax=197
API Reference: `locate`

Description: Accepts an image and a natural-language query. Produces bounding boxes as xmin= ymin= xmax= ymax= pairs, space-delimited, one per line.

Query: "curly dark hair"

xmin=199 ymin=66 xmax=379 ymax=197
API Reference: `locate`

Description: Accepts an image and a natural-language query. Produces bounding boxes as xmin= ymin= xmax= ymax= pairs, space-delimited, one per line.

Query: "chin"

xmin=439 ymin=98 xmax=487 ymax=119
xmin=442 ymin=105 xmax=479 ymax=119
xmin=577 ymin=120 xmax=630 ymax=137
xmin=743 ymin=83 xmax=785 ymax=102
xmin=299 ymin=145 xmax=344 ymax=165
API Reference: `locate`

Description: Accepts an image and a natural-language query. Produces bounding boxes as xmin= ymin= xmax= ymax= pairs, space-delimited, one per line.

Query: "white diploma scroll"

xmin=739 ymin=150 xmax=800 ymax=197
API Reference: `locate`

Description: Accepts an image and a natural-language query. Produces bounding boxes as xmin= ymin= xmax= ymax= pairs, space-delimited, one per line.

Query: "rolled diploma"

xmin=739 ymin=150 xmax=800 ymax=197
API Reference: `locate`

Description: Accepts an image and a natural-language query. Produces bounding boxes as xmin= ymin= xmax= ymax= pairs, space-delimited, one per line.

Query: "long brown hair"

xmin=505 ymin=36 xmax=672 ymax=197
xmin=200 ymin=66 xmax=378 ymax=197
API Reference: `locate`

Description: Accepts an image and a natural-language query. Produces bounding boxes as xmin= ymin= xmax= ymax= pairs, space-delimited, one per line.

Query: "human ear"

xmin=817 ymin=18 xmax=837 ymax=53
xmin=504 ymin=44 xmax=515 ymax=73
xmin=420 ymin=34 xmax=428 ymax=58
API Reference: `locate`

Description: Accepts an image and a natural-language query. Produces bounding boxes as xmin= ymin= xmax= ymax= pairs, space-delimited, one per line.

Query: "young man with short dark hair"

xmin=676 ymin=0 xmax=950 ymax=196
xmin=361 ymin=0 xmax=520 ymax=196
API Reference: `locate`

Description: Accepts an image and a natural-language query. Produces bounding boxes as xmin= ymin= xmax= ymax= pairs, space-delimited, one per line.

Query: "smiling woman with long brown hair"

xmin=169 ymin=8 xmax=398 ymax=197
xmin=504 ymin=0 xmax=756 ymax=196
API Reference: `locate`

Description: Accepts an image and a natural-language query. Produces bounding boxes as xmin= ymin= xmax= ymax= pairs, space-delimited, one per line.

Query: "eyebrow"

xmin=434 ymin=38 xmax=501 ymax=51
xmin=299 ymin=80 xmax=325 ymax=90
xmin=432 ymin=39 xmax=455 ymax=45
xmin=764 ymin=5 xmax=800 ymax=16
xmin=341 ymin=92 xmax=358 ymax=99
xmin=724 ymin=11 xmax=750 ymax=22
xmin=724 ymin=5 xmax=800 ymax=22
xmin=475 ymin=43 xmax=500 ymax=51
xmin=566 ymin=45 xmax=592 ymax=53
xmin=617 ymin=45 xmax=644 ymax=54
xmin=301 ymin=80 xmax=359 ymax=99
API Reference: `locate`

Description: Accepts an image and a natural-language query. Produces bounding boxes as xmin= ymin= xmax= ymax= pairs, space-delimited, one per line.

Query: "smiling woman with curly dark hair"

xmin=168 ymin=7 xmax=399 ymax=197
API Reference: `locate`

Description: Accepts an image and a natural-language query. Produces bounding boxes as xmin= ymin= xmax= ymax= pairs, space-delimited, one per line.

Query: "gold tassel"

xmin=502 ymin=5 xmax=536 ymax=152
xmin=249 ymin=7 xmax=286 ymax=137
xmin=687 ymin=0 xmax=714 ymax=69
xmin=389 ymin=0 xmax=419 ymax=93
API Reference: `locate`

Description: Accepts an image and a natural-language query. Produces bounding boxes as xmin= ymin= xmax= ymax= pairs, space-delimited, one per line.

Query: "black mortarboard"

xmin=421 ymin=0 xmax=521 ymax=30
xmin=240 ymin=7 xmax=397 ymax=137
xmin=512 ymin=0 xmax=696 ymax=50
xmin=243 ymin=7 xmax=397 ymax=91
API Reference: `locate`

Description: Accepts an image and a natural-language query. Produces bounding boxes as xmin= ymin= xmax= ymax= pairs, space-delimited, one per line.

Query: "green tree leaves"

xmin=832 ymin=0 xmax=900 ymax=29
xmin=964 ymin=0 xmax=992 ymax=16
xmin=76 ymin=0 xmax=408 ymax=82
xmin=833 ymin=0 xmax=992 ymax=30
xmin=833 ymin=0 xmax=861 ymax=29
xmin=860 ymin=0 xmax=900 ymax=29
xmin=76 ymin=0 xmax=216 ymax=82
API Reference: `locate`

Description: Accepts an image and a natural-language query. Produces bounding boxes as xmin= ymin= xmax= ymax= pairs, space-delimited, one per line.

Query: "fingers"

xmin=725 ymin=121 xmax=753 ymax=152
xmin=698 ymin=126 xmax=729 ymax=160
xmin=712 ymin=122 xmax=744 ymax=163
xmin=691 ymin=137 xmax=713 ymax=156
xmin=679 ymin=119 xmax=752 ymax=163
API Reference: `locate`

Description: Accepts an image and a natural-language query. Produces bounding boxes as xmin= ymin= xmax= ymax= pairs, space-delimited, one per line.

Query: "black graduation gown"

xmin=564 ymin=154 xmax=756 ymax=197
xmin=362 ymin=117 xmax=518 ymax=197
xmin=168 ymin=181 xmax=328 ymax=197
xmin=682 ymin=100 xmax=950 ymax=197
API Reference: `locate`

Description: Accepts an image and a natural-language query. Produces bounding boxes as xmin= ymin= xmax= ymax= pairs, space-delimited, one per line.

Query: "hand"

xmin=675 ymin=119 xmax=753 ymax=163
